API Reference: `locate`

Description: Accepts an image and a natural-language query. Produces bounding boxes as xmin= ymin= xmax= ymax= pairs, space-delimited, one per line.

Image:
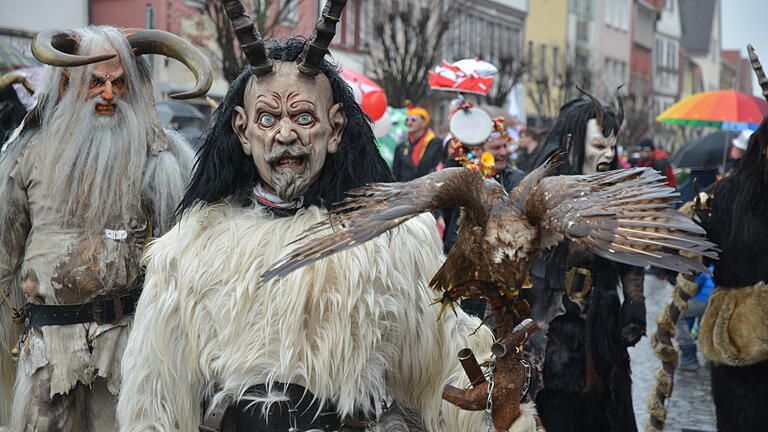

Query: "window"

xmin=540 ymin=44 xmax=547 ymax=79
xmin=528 ymin=40 xmax=535 ymax=76
xmin=552 ymin=46 xmax=560 ymax=78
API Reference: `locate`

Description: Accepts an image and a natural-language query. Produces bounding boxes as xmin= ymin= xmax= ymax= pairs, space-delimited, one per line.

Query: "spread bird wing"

xmin=261 ymin=168 xmax=503 ymax=283
xmin=521 ymin=167 xmax=718 ymax=274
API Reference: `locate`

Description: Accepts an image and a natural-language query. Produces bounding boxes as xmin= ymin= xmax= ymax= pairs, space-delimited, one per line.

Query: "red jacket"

xmin=636 ymin=149 xmax=676 ymax=187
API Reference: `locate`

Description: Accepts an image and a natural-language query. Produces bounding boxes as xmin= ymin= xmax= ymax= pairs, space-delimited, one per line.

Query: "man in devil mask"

xmin=0 ymin=26 xmax=211 ymax=431
xmin=525 ymin=87 xmax=645 ymax=432
xmin=117 ymin=2 xmax=538 ymax=432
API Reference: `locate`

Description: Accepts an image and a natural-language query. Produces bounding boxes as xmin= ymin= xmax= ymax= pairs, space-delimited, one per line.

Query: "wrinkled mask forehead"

xmin=243 ymin=61 xmax=334 ymax=110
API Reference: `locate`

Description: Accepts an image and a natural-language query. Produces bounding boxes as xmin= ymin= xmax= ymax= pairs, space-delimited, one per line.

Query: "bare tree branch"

xmin=200 ymin=0 xmax=301 ymax=82
xmin=484 ymin=55 xmax=527 ymax=107
xmin=367 ymin=0 xmax=458 ymax=107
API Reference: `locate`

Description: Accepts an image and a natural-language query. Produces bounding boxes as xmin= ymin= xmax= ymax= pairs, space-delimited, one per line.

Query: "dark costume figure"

xmin=0 ymin=73 xmax=33 ymax=144
xmin=392 ymin=103 xmax=444 ymax=182
xmin=525 ymin=89 xmax=646 ymax=432
xmin=694 ymin=47 xmax=768 ymax=432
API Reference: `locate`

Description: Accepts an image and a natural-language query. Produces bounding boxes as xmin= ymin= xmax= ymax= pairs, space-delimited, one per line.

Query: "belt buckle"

xmin=565 ymin=267 xmax=592 ymax=298
xmin=92 ymin=297 xmax=123 ymax=325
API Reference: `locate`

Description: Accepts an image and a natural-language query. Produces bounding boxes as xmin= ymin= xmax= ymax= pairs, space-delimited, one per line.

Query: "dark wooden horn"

xmin=124 ymin=29 xmax=213 ymax=99
xmin=748 ymin=44 xmax=768 ymax=103
xmin=31 ymin=29 xmax=116 ymax=67
xmin=221 ymin=0 xmax=273 ymax=77
xmin=576 ymin=84 xmax=605 ymax=131
xmin=297 ymin=0 xmax=347 ymax=76
xmin=615 ymin=84 xmax=625 ymax=128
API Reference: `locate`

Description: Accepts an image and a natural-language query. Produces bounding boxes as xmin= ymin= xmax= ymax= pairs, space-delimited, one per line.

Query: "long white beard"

xmin=40 ymin=96 xmax=148 ymax=228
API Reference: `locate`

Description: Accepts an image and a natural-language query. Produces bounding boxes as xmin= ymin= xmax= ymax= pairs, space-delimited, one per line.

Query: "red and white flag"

xmin=429 ymin=58 xmax=497 ymax=95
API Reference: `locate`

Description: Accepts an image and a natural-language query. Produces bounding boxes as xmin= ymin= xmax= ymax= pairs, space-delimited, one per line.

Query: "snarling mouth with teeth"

xmin=272 ymin=154 xmax=307 ymax=173
xmin=95 ymin=104 xmax=116 ymax=115
xmin=596 ymin=162 xmax=611 ymax=172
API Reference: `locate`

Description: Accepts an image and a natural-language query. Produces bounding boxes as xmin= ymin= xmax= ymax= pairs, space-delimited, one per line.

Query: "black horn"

xmin=576 ymin=84 xmax=605 ymax=131
xmin=31 ymin=29 xmax=116 ymax=67
xmin=615 ymin=84 xmax=625 ymax=129
xmin=221 ymin=0 xmax=273 ymax=77
xmin=124 ymin=29 xmax=213 ymax=99
xmin=0 ymin=72 xmax=35 ymax=94
xmin=748 ymin=44 xmax=768 ymax=103
xmin=297 ymin=0 xmax=347 ymax=76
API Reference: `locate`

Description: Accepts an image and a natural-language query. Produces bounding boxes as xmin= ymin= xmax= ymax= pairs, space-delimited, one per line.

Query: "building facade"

xmin=524 ymin=0 xmax=569 ymax=126
xmin=679 ymin=0 xmax=720 ymax=92
xmin=653 ymin=0 xmax=681 ymax=116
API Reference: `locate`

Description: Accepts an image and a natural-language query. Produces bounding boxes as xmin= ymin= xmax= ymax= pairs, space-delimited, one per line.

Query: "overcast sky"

xmin=720 ymin=0 xmax=768 ymax=95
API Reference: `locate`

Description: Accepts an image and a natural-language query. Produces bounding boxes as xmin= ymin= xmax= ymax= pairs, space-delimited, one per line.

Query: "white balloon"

xmin=372 ymin=111 xmax=392 ymax=138
xmin=347 ymin=81 xmax=363 ymax=105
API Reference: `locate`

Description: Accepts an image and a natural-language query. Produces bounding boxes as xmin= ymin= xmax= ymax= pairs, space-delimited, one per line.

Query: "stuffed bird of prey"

xmin=262 ymin=153 xmax=717 ymax=301
xmin=261 ymin=152 xmax=718 ymax=430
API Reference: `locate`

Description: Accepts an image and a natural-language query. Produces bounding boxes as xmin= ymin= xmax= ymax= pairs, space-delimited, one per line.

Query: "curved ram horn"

xmin=615 ymin=84 xmax=625 ymax=130
xmin=221 ymin=0 xmax=273 ymax=77
xmin=124 ymin=29 xmax=213 ymax=99
xmin=0 ymin=73 xmax=35 ymax=95
xmin=31 ymin=29 xmax=116 ymax=67
xmin=576 ymin=84 xmax=606 ymax=131
xmin=297 ymin=0 xmax=347 ymax=76
xmin=748 ymin=44 xmax=768 ymax=103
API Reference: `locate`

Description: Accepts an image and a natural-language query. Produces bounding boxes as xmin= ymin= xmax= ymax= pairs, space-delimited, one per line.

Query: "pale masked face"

xmin=583 ymin=118 xmax=617 ymax=174
xmin=233 ymin=62 xmax=346 ymax=201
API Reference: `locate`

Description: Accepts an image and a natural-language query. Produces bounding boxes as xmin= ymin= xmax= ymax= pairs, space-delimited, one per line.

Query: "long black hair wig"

xmin=177 ymin=38 xmax=392 ymax=215
xmin=705 ymin=116 xmax=768 ymax=287
xmin=533 ymin=97 xmax=623 ymax=175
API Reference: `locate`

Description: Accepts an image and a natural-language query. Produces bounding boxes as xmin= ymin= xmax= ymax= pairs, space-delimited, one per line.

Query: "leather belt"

xmin=200 ymin=382 xmax=367 ymax=432
xmin=21 ymin=288 xmax=142 ymax=327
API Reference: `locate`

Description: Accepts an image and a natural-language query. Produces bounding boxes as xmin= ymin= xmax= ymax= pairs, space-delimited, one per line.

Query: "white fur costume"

xmin=118 ymin=201 xmax=537 ymax=431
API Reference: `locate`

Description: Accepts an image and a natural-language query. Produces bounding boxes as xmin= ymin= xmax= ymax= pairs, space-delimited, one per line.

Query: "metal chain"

xmin=485 ymin=356 xmax=496 ymax=432
xmin=519 ymin=358 xmax=532 ymax=400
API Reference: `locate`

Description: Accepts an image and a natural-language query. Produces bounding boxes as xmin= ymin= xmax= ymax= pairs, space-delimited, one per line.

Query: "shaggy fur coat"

xmin=117 ymin=202 xmax=538 ymax=432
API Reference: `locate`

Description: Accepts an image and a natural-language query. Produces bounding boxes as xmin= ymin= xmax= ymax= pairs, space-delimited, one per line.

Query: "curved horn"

xmin=124 ymin=29 xmax=213 ymax=99
xmin=615 ymin=84 xmax=625 ymax=129
xmin=221 ymin=0 xmax=272 ymax=77
xmin=748 ymin=44 xmax=768 ymax=103
xmin=0 ymin=72 xmax=35 ymax=95
xmin=576 ymin=84 xmax=605 ymax=131
xmin=297 ymin=0 xmax=347 ymax=76
xmin=31 ymin=29 xmax=116 ymax=67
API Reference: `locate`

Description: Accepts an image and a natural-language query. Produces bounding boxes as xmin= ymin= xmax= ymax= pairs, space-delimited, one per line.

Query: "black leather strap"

xmin=22 ymin=288 xmax=142 ymax=327
xmin=201 ymin=382 xmax=365 ymax=432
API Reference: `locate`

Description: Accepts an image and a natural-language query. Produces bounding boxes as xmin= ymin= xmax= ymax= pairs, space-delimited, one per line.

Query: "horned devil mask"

xmin=225 ymin=0 xmax=347 ymax=202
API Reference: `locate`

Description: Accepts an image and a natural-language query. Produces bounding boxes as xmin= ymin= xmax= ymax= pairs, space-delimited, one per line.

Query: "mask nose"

xmin=275 ymin=119 xmax=298 ymax=146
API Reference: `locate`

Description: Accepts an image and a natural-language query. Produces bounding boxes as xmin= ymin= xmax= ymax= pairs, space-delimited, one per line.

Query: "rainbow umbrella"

xmin=656 ymin=89 xmax=768 ymax=131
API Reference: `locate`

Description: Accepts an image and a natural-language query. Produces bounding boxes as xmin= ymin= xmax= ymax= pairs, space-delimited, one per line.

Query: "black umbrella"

xmin=671 ymin=131 xmax=739 ymax=170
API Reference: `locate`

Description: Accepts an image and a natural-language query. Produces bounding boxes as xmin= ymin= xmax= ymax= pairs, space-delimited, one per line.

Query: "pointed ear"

xmin=233 ymin=106 xmax=251 ymax=156
xmin=327 ymin=103 xmax=346 ymax=154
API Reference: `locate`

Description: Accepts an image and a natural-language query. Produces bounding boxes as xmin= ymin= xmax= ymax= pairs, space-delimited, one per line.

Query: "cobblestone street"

xmin=630 ymin=276 xmax=717 ymax=432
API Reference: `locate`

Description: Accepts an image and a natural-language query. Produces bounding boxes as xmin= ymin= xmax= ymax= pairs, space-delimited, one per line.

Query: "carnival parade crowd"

xmin=0 ymin=1 xmax=766 ymax=432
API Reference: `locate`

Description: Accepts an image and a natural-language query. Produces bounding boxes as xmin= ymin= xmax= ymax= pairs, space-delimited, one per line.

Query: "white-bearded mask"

xmin=582 ymin=118 xmax=617 ymax=174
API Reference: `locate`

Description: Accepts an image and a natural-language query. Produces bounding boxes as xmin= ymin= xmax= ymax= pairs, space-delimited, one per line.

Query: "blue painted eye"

xmin=297 ymin=114 xmax=314 ymax=125
xmin=259 ymin=113 xmax=276 ymax=127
